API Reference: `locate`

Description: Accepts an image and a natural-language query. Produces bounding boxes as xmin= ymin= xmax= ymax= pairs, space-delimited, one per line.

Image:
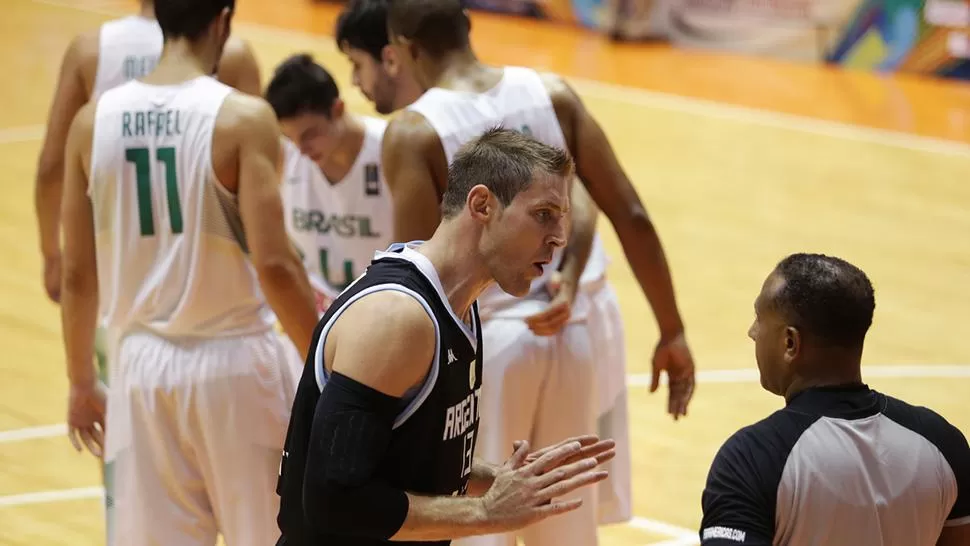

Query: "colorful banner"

xmin=463 ymin=0 xmax=970 ymax=81
xmin=826 ymin=0 xmax=970 ymax=79
xmin=651 ymin=0 xmax=970 ymax=79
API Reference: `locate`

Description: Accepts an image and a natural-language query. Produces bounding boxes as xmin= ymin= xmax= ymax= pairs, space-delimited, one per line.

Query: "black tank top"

xmin=276 ymin=243 xmax=484 ymax=546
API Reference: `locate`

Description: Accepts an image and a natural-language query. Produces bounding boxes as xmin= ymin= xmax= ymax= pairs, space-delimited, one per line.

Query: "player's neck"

xmin=318 ymin=115 xmax=365 ymax=185
xmin=143 ymin=40 xmax=216 ymax=85
xmin=138 ymin=1 xmax=154 ymax=18
xmin=419 ymin=49 xmax=485 ymax=92
xmin=416 ymin=223 xmax=492 ymax=323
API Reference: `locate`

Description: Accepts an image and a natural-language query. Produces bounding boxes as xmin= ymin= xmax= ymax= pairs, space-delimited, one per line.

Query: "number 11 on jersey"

xmin=125 ymin=146 xmax=182 ymax=237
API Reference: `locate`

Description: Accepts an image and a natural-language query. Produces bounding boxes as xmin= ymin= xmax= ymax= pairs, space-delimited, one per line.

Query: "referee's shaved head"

xmin=770 ymin=253 xmax=875 ymax=348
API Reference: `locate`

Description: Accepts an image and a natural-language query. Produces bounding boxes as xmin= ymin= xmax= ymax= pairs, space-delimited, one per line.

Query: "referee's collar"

xmin=785 ymin=383 xmax=882 ymax=419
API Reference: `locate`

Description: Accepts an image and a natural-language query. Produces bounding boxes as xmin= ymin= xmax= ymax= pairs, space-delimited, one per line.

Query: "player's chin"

xmin=496 ymin=275 xmax=532 ymax=298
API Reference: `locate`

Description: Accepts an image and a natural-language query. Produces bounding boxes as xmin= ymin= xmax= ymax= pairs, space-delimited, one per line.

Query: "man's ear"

xmin=466 ymin=184 xmax=492 ymax=221
xmin=784 ymin=326 xmax=800 ymax=360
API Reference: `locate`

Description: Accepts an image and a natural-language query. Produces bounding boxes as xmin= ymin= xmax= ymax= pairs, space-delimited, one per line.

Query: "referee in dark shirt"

xmin=700 ymin=253 xmax=970 ymax=546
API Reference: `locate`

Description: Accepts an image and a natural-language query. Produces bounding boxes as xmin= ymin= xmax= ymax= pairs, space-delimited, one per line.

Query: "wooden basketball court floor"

xmin=2 ymin=0 xmax=969 ymax=544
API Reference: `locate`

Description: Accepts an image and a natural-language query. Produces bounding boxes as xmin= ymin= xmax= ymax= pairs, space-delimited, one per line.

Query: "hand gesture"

xmin=480 ymin=439 xmax=610 ymax=533
xmin=651 ymin=331 xmax=695 ymax=420
xmin=67 ymin=380 xmax=106 ymax=458
xmin=524 ymin=272 xmax=577 ymax=337
xmin=519 ymin=435 xmax=616 ymax=468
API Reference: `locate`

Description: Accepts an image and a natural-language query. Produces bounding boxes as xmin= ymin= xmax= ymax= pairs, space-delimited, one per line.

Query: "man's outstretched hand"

xmin=477 ymin=436 xmax=613 ymax=533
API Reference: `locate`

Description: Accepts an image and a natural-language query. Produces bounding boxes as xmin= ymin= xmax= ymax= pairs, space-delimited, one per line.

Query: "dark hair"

xmin=387 ymin=0 xmax=470 ymax=58
xmin=335 ymin=0 xmax=390 ymax=61
xmin=155 ymin=0 xmax=234 ymax=41
xmin=442 ymin=127 xmax=574 ymax=218
xmin=772 ymin=253 xmax=876 ymax=348
xmin=264 ymin=54 xmax=340 ymax=120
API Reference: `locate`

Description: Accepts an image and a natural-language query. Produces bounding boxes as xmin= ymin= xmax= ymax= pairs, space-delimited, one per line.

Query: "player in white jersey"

xmin=336 ymin=0 xmax=697 ymax=544
xmin=33 ymin=2 xmax=261 ymax=537
xmin=264 ymin=54 xmax=393 ymax=301
xmin=58 ymin=1 xmax=319 ymax=544
xmin=36 ymin=0 xmax=260 ymax=305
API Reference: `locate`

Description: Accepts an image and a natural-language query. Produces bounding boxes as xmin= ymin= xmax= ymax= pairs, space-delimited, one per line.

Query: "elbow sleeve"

xmin=303 ymin=371 xmax=410 ymax=540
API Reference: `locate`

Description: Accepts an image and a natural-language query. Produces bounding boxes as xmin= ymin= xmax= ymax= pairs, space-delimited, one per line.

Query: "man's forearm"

xmin=390 ymin=493 xmax=487 ymax=542
xmin=60 ymin=267 xmax=98 ymax=386
xmin=257 ymin=254 xmax=320 ymax=359
xmin=35 ymin=166 xmax=63 ymax=259
xmin=618 ymin=213 xmax=684 ymax=338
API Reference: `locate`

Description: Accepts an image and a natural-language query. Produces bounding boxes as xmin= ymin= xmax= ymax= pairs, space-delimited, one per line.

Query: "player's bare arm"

xmin=216 ymin=36 xmax=262 ymax=96
xmin=524 ymin=177 xmax=598 ymax=336
xmin=542 ymin=72 xmax=696 ymax=419
xmin=34 ymin=31 xmax=99 ymax=303
xmin=381 ymin=111 xmax=450 ymax=242
xmin=306 ymin=291 xmax=613 ymax=542
xmin=59 ymin=101 xmax=105 ymax=457
xmin=217 ymin=93 xmax=318 ymax=358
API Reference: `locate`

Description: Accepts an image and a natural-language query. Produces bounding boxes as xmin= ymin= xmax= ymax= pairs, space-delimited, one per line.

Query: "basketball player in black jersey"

xmin=276 ymin=128 xmax=616 ymax=545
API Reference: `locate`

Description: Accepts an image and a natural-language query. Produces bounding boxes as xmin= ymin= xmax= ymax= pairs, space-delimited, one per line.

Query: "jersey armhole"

xmin=312 ymin=283 xmax=441 ymax=430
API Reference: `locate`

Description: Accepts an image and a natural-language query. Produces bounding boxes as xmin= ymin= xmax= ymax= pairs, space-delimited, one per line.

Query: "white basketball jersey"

xmin=89 ymin=76 xmax=276 ymax=340
xmin=406 ymin=66 xmax=609 ymax=316
xmin=91 ymin=15 xmax=163 ymax=101
xmin=280 ymin=116 xmax=393 ymax=293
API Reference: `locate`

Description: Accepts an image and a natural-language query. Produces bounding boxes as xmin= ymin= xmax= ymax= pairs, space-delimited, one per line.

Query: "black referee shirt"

xmin=700 ymin=384 xmax=970 ymax=545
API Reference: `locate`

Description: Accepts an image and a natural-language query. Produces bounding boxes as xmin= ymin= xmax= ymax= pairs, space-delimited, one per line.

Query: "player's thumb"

xmin=509 ymin=440 xmax=530 ymax=469
xmin=650 ymin=363 xmax=661 ymax=393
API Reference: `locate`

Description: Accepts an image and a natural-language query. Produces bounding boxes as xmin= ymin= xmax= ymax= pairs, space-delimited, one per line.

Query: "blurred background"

xmin=1 ymin=0 xmax=968 ymax=544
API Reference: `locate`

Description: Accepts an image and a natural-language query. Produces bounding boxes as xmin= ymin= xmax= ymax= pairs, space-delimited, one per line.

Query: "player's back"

xmin=91 ymin=15 xmax=163 ymax=101
xmin=89 ymin=75 xmax=276 ymax=341
xmin=406 ymin=66 xmax=608 ymax=317
xmin=280 ymin=116 xmax=393 ymax=293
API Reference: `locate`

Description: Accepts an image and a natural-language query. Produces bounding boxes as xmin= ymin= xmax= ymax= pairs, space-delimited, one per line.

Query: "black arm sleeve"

xmin=699 ymin=430 xmax=775 ymax=545
xmin=302 ymin=371 xmax=410 ymax=540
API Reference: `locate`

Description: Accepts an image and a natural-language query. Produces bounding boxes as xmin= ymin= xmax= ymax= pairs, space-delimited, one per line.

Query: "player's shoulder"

xmin=534 ymin=71 xmax=575 ymax=101
xmin=336 ymin=285 xmax=437 ymax=350
xmin=222 ymin=35 xmax=256 ymax=61
xmin=217 ymin=91 xmax=277 ymax=131
xmin=216 ymin=35 xmax=261 ymax=95
xmin=327 ymin=282 xmax=439 ymax=395
xmin=879 ymin=391 xmax=969 ymax=459
xmin=66 ymin=29 xmax=101 ymax=61
xmin=60 ymin=29 xmax=101 ymax=82
xmin=712 ymin=407 xmax=820 ymax=475
xmin=383 ymin=109 xmax=441 ymax=152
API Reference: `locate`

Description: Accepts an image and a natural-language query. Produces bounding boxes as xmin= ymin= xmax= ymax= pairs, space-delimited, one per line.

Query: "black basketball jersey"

xmin=276 ymin=243 xmax=484 ymax=546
